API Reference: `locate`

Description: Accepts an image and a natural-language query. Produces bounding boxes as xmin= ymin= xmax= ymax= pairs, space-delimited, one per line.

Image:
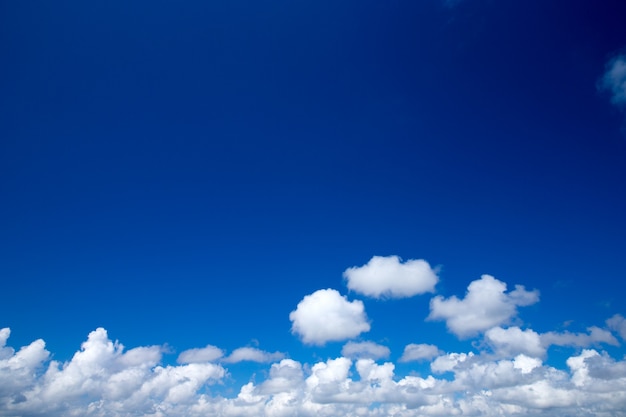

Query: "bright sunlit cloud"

xmin=2 ymin=264 xmax=626 ymax=416
xmin=289 ymin=288 xmax=371 ymax=345
xmin=343 ymin=255 xmax=438 ymax=298
xmin=428 ymin=275 xmax=539 ymax=338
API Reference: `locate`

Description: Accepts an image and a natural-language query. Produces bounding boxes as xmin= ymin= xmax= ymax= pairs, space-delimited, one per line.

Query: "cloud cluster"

xmin=3 ymin=256 xmax=625 ymax=416
xmin=2 ymin=327 xmax=626 ymax=417
xmin=343 ymin=256 xmax=438 ymax=298
xmin=0 ymin=327 xmax=225 ymax=417
xmin=428 ymin=275 xmax=539 ymax=338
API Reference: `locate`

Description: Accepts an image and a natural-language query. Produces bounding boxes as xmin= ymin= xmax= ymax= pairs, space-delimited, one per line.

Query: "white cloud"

xmin=224 ymin=347 xmax=285 ymax=363
xmin=343 ymin=255 xmax=438 ymax=298
xmin=289 ymin=288 xmax=370 ymax=345
xmin=431 ymin=351 xmax=474 ymax=373
xmin=607 ymin=314 xmax=626 ymax=340
xmin=256 ymin=359 xmax=304 ymax=395
xmin=513 ymin=354 xmax=542 ymax=374
xmin=2 ymin=327 xmax=626 ymax=416
xmin=0 ymin=327 xmax=225 ymax=416
xmin=399 ymin=343 xmax=441 ymax=362
xmin=541 ymin=326 xmax=619 ymax=348
xmin=177 ymin=344 xmax=224 ymax=364
xmin=0 ymin=327 xmax=49 ymax=408
xmin=484 ymin=326 xmax=545 ymax=358
xmin=341 ymin=341 xmax=390 ymax=360
xmin=600 ymin=53 xmax=626 ymax=109
xmin=428 ymin=275 xmax=539 ymax=338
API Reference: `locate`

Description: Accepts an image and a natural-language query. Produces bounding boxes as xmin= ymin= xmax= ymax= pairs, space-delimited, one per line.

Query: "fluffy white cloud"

xmin=607 ymin=314 xmax=626 ymax=340
xmin=289 ymin=289 xmax=370 ymax=345
xmin=177 ymin=344 xmax=224 ymax=364
xmin=2 ymin=327 xmax=626 ymax=417
xmin=431 ymin=351 xmax=474 ymax=373
xmin=343 ymin=256 xmax=438 ymax=298
xmin=600 ymin=53 xmax=626 ymax=108
xmin=541 ymin=326 xmax=619 ymax=348
xmin=484 ymin=326 xmax=545 ymax=358
xmin=0 ymin=328 xmax=49 ymax=408
xmin=223 ymin=347 xmax=285 ymax=363
xmin=341 ymin=341 xmax=390 ymax=360
xmin=0 ymin=327 xmax=225 ymax=417
xmin=428 ymin=275 xmax=539 ymax=338
xmin=399 ymin=343 xmax=441 ymax=362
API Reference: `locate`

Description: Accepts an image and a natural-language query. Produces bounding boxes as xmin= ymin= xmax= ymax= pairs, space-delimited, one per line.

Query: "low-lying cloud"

xmin=2 ymin=327 xmax=625 ymax=416
xmin=2 ymin=257 xmax=625 ymax=416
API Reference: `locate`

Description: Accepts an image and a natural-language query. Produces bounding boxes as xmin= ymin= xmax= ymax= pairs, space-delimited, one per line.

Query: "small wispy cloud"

xmin=341 ymin=341 xmax=391 ymax=360
xmin=599 ymin=52 xmax=626 ymax=110
xmin=177 ymin=344 xmax=224 ymax=364
xmin=223 ymin=347 xmax=285 ymax=364
xmin=541 ymin=326 xmax=619 ymax=348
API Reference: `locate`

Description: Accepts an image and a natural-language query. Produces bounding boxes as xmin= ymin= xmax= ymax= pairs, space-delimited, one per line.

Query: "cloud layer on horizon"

xmin=2 ymin=257 xmax=625 ymax=416
xmin=1 ymin=324 xmax=626 ymax=417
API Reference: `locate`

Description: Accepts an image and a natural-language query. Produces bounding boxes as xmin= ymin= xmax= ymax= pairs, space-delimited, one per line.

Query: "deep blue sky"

xmin=2 ymin=0 xmax=626 ymax=406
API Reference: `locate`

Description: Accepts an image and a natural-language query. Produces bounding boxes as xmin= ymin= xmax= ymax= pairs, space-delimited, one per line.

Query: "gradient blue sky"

xmin=1 ymin=1 xmax=626 ymax=415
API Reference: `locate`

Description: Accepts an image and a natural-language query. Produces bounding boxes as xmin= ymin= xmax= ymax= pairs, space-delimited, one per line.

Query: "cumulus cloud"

xmin=343 ymin=255 xmax=438 ymax=298
xmin=289 ymin=289 xmax=370 ymax=345
xmin=223 ymin=347 xmax=285 ymax=363
xmin=0 ymin=327 xmax=225 ymax=417
xmin=428 ymin=275 xmax=539 ymax=338
xmin=2 ymin=327 xmax=626 ymax=416
xmin=607 ymin=314 xmax=626 ymax=340
xmin=484 ymin=326 xmax=545 ymax=358
xmin=341 ymin=341 xmax=390 ymax=360
xmin=431 ymin=351 xmax=475 ymax=373
xmin=399 ymin=343 xmax=441 ymax=362
xmin=541 ymin=326 xmax=619 ymax=348
xmin=600 ymin=53 xmax=626 ymax=109
xmin=177 ymin=344 xmax=224 ymax=364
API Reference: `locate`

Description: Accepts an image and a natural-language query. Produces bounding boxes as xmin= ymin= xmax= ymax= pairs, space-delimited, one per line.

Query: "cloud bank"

xmin=2 ymin=256 xmax=625 ymax=416
xmin=2 ymin=327 xmax=626 ymax=417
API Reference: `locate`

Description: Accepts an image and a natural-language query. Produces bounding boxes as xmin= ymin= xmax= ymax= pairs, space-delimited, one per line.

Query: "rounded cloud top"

xmin=289 ymin=289 xmax=370 ymax=345
xmin=343 ymin=256 xmax=439 ymax=298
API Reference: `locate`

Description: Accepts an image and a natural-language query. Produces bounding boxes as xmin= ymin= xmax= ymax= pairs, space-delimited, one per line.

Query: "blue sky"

xmin=1 ymin=0 xmax=626 ymax=415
